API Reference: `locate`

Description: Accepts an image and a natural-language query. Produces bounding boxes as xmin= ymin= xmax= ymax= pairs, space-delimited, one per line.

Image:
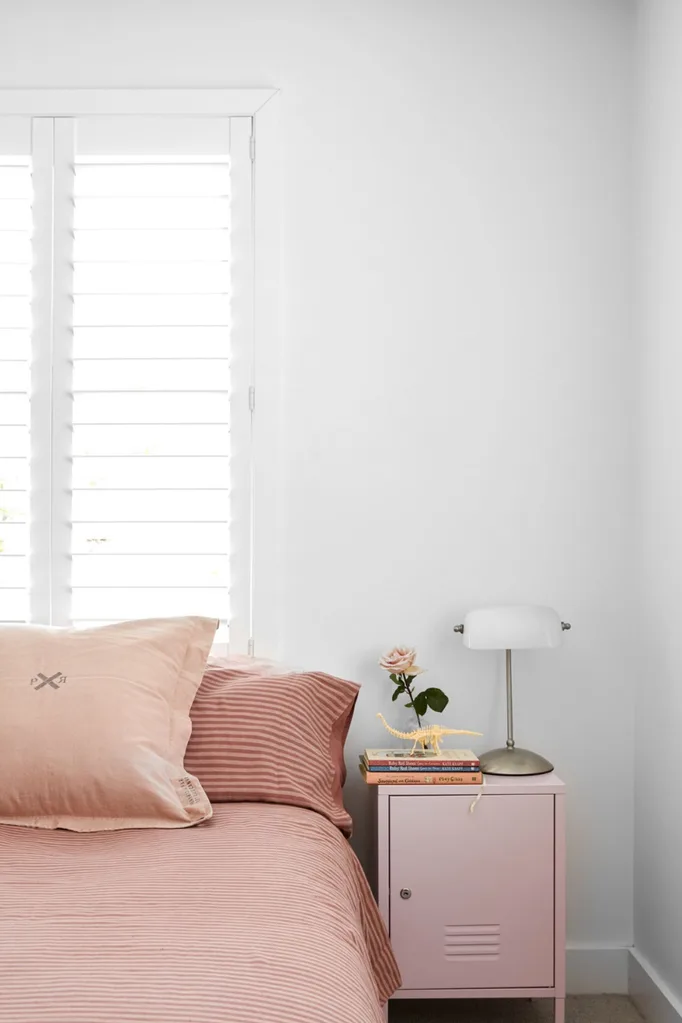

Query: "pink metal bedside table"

xmin=373 ymin=773 xmax=566 ymax=1022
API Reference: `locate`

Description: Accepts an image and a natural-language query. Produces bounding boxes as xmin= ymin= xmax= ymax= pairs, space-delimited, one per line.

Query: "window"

xmin=0 ymin=102 xmax=258 ymax=650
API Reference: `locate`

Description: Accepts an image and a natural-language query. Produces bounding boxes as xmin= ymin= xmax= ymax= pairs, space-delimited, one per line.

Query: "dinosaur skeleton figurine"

xmin=377 ymin=713 xmax=482 ymax=756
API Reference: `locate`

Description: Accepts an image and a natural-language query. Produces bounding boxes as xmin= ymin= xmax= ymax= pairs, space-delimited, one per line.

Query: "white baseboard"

xmin=566 ymin=945 xmax=631 ymax=994
xmin=629 ymin=949 xmax=682 ymax=1023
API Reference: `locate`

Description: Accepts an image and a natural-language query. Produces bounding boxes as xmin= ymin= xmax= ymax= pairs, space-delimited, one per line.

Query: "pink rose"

xmin=379 ymin=646 xmax=423 ymax=676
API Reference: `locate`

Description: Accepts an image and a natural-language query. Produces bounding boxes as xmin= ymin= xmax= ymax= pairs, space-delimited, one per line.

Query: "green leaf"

xmin=412 ymin=691 xmax=428 ymax=717
xmin=424 ymin=688 xmax=449 ymax=713
xmin=391 ymin=687 xmax=402 ymax=702
xmin=389 ymin=673 xmax=400 ymax=684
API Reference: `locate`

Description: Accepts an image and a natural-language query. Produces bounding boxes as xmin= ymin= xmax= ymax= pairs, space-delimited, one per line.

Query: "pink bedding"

xmin=0 ymin=803 xmax=400 ymax=1022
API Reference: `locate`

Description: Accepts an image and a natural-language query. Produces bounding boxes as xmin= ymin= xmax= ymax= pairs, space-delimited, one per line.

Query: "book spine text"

xmin=365 ymin=763 xmax=479 ymax=772
xmin=361 ymin=767 xmax=483 ymax=785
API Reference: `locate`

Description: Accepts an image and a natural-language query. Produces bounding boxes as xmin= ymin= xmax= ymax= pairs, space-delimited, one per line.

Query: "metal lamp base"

xmin=479 ymin=746 xmax=554 ymax=777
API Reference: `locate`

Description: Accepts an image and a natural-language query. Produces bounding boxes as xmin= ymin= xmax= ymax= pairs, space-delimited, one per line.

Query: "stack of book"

xmin=360 ymin=748 xmax=482 ymax=785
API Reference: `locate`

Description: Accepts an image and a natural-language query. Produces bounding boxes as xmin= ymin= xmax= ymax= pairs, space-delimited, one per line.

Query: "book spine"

xmin=368 ymin=757 xmax=480 ymax=765
xmin=362 ymin=769 xmax=483 ymax=785
xmin=365 ymin=763 xmax=480 ymax=772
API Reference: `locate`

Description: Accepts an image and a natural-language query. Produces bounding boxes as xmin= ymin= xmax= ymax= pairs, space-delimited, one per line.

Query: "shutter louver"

xmin=71 ymin=157 xmax=231 ymax=640
xmin=0 ymin=158 xmax=31 ymax=622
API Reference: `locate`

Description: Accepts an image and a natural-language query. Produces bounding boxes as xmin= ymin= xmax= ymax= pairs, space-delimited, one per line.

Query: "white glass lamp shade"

xmin=462 ymin=605 xmax=563 ymax=650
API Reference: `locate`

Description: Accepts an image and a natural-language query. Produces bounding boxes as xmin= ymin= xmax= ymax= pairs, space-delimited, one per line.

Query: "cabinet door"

xmin=389 ymin=793 xmax=555 ymax=991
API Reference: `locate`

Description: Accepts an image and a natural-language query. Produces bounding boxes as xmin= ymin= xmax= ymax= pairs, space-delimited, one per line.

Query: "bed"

xmin=0 ymin=626 xmax=400 ymax=1021
xmin=0 ymin=801 xmax=400 ymax=1023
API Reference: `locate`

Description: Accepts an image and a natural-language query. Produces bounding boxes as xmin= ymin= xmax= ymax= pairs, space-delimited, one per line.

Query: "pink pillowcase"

xmin=185 ymin=666 xmax=359 ymax=836
xmin=0 ymin=617 xmax=217 ymax=831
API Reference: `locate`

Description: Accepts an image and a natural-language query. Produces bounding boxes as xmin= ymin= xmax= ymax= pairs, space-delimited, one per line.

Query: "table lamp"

xmin=453 ymin=605 xmax=571 ymax=776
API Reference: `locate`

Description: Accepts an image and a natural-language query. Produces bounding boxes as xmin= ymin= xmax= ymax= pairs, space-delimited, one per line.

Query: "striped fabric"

xmin=185 ymin=668 xmax=360 ymax=836
xmin=0 ymin=802 xmax=401 ymax=1022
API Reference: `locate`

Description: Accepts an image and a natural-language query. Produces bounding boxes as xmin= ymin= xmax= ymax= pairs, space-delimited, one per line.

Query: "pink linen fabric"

xmin=0 ymin=616 xmax=217 ymax=831
xmin=205 ymin=653 xmax=291 ymax=675
xmin=185 ymin=666 xmax=359 ymax=835
xmin=0 ymin=802 xmax=401 ymax=1021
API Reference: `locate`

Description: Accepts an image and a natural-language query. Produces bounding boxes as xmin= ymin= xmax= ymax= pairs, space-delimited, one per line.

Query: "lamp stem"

xmin=505 ymin=649 xmax=515 ymax=750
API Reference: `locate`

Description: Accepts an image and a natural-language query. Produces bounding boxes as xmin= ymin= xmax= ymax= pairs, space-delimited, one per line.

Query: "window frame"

xmin=0 ymin=88 xmax=280 ymax=655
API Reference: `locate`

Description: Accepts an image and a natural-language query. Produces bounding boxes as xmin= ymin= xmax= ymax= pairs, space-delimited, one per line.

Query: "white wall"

xmin=1 ymin=0 xmax=636 ymax=953
xmin=634 ymin=0 xmax=682 ymax=1004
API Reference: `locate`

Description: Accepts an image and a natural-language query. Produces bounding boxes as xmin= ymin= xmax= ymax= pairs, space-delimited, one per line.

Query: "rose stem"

xmin=403 ymin=674 xmax=423 ymax=729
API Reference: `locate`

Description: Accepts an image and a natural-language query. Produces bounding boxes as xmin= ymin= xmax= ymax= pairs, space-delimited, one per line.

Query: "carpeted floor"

xmin=389 ymin=996 xmax=644 ymax=1023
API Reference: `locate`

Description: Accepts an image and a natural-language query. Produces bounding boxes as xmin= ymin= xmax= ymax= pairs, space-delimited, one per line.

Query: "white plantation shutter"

xmin=0 ymin=111 xmax=254 ymax=650
xmin=0 ymin=137 xmax=31 ymax=623
xmin=71 ymin=154 xmax=231 ymax=637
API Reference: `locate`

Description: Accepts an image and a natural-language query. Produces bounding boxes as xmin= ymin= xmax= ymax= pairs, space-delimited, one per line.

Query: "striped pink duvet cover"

xmin=0 ymin=803 xmax=400 ymax=1022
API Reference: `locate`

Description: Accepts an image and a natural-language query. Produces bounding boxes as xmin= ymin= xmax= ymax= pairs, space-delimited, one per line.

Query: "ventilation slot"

xmin=444 ymin=924 xmax=501 ymax=961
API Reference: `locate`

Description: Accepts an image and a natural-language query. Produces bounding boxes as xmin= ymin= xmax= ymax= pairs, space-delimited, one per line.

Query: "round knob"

xmin=399 ymin=888 xmax=412 ymax=900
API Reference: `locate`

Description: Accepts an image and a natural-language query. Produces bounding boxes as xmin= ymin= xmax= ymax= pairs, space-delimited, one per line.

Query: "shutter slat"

xmin=73 ymin=293 xmax=230 ymax=326
xmin=73 ymin=392 xmax=230 ymax=423
xmin=74 ymin=163 xmax=229 ymax=196
xmin=0 ymin=395 xmax=29 ymax=423
xmin=72 ymin=554 xmax=229 ymax=588
xmin=74 ymin=262 xmax=229 ymax=294
xmin=0 ymin=524 xmax=28 ymax=554
xmin=0 ymin=296 xmax=30 ymax=327
xmin=0 ymin=328 xmax=30 ymax=358
xmin=0 ymin=233 xmax=31 ymax=262
xmin=0 ymin=459 xmax=28 ymax=488
xmin=0 ymin=198 xmax=31 ymax=229
xmin=72 ymin=521 xmax=228 ymax=554
xmin=0 ymin=426 xmax=29 ymax=455
xmin=73 ymin=326 xmax=229 ymax=359
xmin=72 ymin=423 xmax=230 ymax=456
xmin=0 ymin=555 xmax=28 ymax=586
xmin=73 ymin=358 xmax=229 ymax=391
xmin=73 ymin=230 xmax=230 ymax=262
xmin=72 ymin=489 xmax=229 ymax=522
xmin=0 ymin=167 xmax=31 ymax=198
xmin=0 ymin=363 xmax=29 ymax=390
xmin=0 ymin=265 xmax=30 ymax=294
xmin=72 ymin=456 xmax=229 ymax=490
xmin=71 ymin=587 xmax=228 ymax=620
xmin=0 ymin=590 xmax=28 ymax=620
xmin=0 ymin=492 xmax=27 ymax=520
xmin=74 ymin=196 xmax=230 ymax=230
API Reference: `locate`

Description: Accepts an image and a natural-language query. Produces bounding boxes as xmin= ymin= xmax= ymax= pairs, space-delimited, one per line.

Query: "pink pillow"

xmin=205 ymin=654 xmax=291 ymax=675
xmin=0 ymin=616 xmax=217 ymax=831
xmin=185 ymin=667 xmax=359 ymax=835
